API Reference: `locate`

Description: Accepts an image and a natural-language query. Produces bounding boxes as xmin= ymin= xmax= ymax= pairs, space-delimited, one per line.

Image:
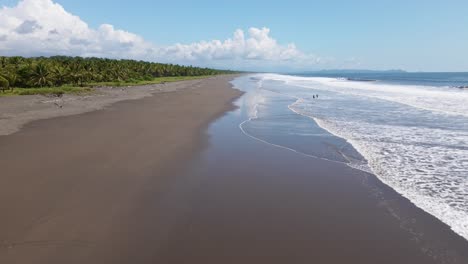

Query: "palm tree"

xmin=67 ymin=64 xmax=85 ymax=87
xmin=112 ymin=64 xmax=129 ymax=82
xmin=0 ymin=57 xmax=7 ymax=68
xmin=4 ymin=72 xmax=18 ymax=90
xmin=51 ymin=66 xmax=68 ymax=86
xmin=30 ymin=63 xmax=53 ymax=87
xmin=0 ymin=55 xmax=235 ymax=89
xmin=0 ymin=75 xmax=9 ymax=92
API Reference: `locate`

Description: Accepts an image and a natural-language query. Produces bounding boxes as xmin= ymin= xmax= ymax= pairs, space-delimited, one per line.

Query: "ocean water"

xmin=232 ymin=72 xmax=468 ymax=241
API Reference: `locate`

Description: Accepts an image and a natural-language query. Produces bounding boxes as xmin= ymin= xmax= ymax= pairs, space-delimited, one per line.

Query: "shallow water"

xmin=232 ymin=74 xmax=468 ymax=241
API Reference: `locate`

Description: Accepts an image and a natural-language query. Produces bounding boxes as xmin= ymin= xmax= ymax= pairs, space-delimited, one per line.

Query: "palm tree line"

xmin=0 ymin=56 xmax=234 ymax=90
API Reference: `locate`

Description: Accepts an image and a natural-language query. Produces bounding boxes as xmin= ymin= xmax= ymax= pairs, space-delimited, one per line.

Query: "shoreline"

xmin=249 ymin=92 xmax=468 ymax=243
xmin=290 ymin=100 xmax=468 ymax=241
xmin=249 ymin=73 xmax=468 ymax=243
xmin=313 ymin=114 xmax=468 ymax=242
xmin=149 ymin=76 xmax=468 ymax=263
xmin=0 ymin=75 xmax=243 ymax=263
xmin=1 ymin=74 xmax=467 ymax=263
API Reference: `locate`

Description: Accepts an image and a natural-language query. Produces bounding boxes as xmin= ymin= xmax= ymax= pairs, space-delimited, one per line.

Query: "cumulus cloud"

xmin=0 ymin=0 xmax=154 ymax=58
xmin=0 ymin=0 xmax=322 ymax=69
xmin=15 ymin=20 xmax=42 ymax=34
xmin=160 ymin=28 xmax=309 ymax=63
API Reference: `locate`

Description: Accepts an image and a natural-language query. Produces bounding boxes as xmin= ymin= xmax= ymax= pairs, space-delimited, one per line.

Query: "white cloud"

xmin=0 ymin=0 xmax=323 ymax=69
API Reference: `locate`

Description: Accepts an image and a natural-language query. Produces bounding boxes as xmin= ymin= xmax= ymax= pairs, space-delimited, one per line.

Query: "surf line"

xmin=237 ymin=82 xmax=368 ymax=172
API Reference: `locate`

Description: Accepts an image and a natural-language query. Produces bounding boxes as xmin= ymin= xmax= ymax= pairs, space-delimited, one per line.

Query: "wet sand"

xmin=144 ymin=78 xmax=468 ymax=264
xmin=1 ymin=75 xmax=467 ymax=264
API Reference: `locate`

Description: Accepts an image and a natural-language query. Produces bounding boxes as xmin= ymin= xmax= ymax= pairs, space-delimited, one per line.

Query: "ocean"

xmin=232 ymin=72 xmax=468 ymax=241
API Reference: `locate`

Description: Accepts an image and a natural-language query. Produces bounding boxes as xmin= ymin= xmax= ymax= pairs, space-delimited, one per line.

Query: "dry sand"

xmin=0 ymin=75 xmax=242 ymax=264
xmin=0 ymin=78 xmax=219 ymax=136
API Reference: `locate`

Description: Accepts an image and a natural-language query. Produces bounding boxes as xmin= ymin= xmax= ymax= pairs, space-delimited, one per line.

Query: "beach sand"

xmin=1 ymin=75 xmax=467 ymax=264
xmin=138 ymin=81 xmax=468 ymax=264
xmin=0 ymin=77 xmax=221 ymax=136
xmin=0 ymin=76 xmax=242 ymax=263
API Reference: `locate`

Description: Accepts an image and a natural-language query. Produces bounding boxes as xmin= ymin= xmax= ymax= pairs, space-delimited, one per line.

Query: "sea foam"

xmin=248 ymin=74 xmax=468 ymax=241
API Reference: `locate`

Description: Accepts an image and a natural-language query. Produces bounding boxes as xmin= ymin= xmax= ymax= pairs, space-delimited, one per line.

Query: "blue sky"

xmin=1 ymin=0 xmax=468 ymax=71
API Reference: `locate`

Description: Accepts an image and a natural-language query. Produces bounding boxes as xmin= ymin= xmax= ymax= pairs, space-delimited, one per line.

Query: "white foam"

xmin=252 ymin=74 xmax=468 ymax=241
xmin=313 ymin=118 xmax=468 ymax=239
xmin=264 ymin=74 xmax=468 ymax=118
xmin=238 ymin=77 xmax=361 ymax=167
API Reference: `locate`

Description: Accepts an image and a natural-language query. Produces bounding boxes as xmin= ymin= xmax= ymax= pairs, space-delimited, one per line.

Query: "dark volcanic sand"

xmin=147 ymin=80 xmax=468 ymax=264
xmin=1 ymin=75 xmax=467 ymax=264
xmin=0 ymin=76 xmax=242 ymax=264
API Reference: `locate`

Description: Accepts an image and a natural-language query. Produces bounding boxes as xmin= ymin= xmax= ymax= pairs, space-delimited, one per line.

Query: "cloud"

xmin=0 ymin=0 xmax=153 ymax=58
xmin=15 ymin=20 xmax=42 ymax=34
xmin=160 ymin=28 xmax=309 ymax=63
xmin=0 ymin=0 xmax=322 ymax=69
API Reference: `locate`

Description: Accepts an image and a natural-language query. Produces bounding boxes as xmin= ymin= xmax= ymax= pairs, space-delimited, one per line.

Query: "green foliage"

xmin=87 ymin=75 xmax=212 ymax=87
xmin=0 ymin=75 xmax=9 ymax=91
xmin=0 ymin=56 xmax=236 ymax=90
xmin=1 ymin=87 xmax=92 ymax=96
xmin=30 ymin=63 xmax=53 ymax=87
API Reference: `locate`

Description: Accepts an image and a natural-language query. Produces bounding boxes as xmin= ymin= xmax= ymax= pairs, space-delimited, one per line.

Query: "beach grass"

xmin=87 ymin=75 xmax=212 ymax=87
xmin=0 ymin=76 xmax=213 ymax=97
xmin=0 ymin=86 xmax=93 ymax=96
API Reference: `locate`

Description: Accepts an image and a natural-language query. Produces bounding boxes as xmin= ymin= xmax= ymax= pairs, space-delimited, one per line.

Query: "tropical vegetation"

xmin=0 ymin=56 xmax=235 ymax=94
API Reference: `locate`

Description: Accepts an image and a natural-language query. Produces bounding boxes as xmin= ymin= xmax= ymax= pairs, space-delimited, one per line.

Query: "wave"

xmin=245 ymin=73 xmax=468 ymax=241
xmin=308 ymin=117 xmax=468 ymax=241
xmin=263 ymin=73 xmax=468 ymax=118
xmin=238 ymin=81 xmax=357 ymax=167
